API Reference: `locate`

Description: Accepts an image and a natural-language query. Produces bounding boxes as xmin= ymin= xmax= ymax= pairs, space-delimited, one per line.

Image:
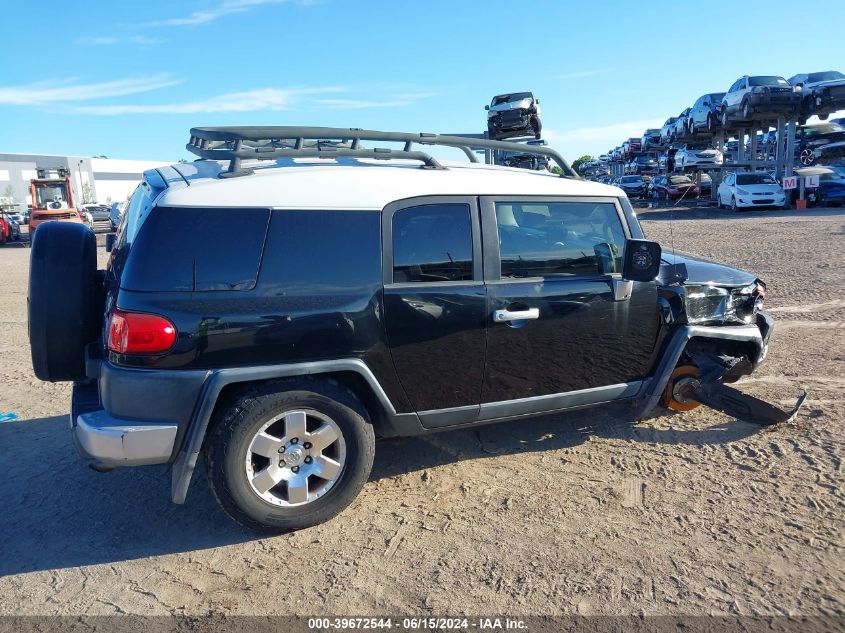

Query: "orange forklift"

xmin=28 ymin=168 xmax=84 ymax=236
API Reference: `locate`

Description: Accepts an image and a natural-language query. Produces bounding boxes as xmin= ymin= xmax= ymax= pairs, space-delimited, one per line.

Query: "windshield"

xmin=807 ymin=71 xmax=845 ymax=83
xmin=736 ymin=173 xmax=777 ymax=185
xmin=636 ymin=157 xmax=653 ymax=163
xmin=749 ymin=76 xmax=788 ymax=87
xmin=492 ymin=92 xmax=532 ymax=106
xmin=668 ymin=176 xmax=692 ymax=185
xmin=708 ymin=92 xmax=726 ymax=101
xmin=685 ymin=143 xmax=710 ymax=150
xmin=34 ymin=182 xmax=70 ymax=208
xmin=620 ymin=176 xmax=643 ymax=183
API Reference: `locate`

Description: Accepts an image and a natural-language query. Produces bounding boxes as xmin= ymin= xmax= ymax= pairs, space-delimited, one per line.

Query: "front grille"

xmin=752 ymin=199 xmax=774 ymax=204
xmin=47 ymin=213 xmax=79 ymax=220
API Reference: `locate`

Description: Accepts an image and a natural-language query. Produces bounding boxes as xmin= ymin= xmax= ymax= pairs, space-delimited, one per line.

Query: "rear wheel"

xmin=799 ymin=148 xmax=816 ymax=166
xmin=28 ymin=222 xmax=101 ymax=381
xmin=205 ymin=378 xmax=376 ymax=533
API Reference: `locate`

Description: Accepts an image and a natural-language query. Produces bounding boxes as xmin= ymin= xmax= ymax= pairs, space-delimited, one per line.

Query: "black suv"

xmin=28 ymin=127 xmax=799 ymax=532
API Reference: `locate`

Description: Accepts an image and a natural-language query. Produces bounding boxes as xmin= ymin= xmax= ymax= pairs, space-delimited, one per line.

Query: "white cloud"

xmin=0 ymin=75 xmax=182 ymax=105
xmin=67 ymin=87 xmax=344 ymax=115
xmin=316 ymin=92 xmax=437 ymax=109
xmin=76 ymin=35 xmax=164 ymax=45
xmin=144 ymin=0 xmax=304 ymax=27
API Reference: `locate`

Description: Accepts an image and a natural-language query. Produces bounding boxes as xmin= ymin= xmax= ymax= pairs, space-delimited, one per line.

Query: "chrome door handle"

xmin=493 ymin=308 xmax=540 ymax=323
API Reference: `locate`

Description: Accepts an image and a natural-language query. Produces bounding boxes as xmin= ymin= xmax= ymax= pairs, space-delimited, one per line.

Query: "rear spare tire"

xmin=29 ymin=222 xmax=101 ymax=381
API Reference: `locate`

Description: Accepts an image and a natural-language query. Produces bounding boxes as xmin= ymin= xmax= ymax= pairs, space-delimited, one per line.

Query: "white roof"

xmin=155 ymin=159 xmax=624 ymax=210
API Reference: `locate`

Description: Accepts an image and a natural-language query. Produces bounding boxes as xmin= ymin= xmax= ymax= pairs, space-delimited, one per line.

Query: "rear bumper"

xmin=74 ymin=408 xmax=177 ymax=466
xmin=70 ymin=360 xmax=210 ymax=467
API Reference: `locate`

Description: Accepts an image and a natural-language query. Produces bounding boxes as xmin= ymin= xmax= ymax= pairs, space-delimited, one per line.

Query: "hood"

xmin=489 ymin=98 xmax=533 ymax=113
xmin=658 ymin=250 xmax=756 ymax=287
xmin=736 ymin=183 xmax=782 ymax=193
xmin=809 ymin=78 xmax=845 ymax=90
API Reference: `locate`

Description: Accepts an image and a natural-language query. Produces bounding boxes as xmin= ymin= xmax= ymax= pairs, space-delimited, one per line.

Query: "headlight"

xmin=736 ymin=187 xmax=750 ymax=195
xmin=684 ymin=282 xmax=764 ymax=325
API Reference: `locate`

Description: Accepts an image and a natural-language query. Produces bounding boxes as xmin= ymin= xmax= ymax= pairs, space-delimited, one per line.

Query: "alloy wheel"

xmin=799 ymin=149 xmax=815 ymax=166
xmin=244 ymin=409 xmax=347 ymax=507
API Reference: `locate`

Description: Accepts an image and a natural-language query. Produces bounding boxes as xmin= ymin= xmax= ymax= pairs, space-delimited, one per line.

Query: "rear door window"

xmin=392 ymin=204 xmax=474 ymax=283
xmin=122 ymin=207 xmax=270 ymax=292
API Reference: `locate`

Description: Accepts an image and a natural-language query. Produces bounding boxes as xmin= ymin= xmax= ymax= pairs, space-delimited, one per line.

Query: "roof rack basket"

xmin=186 ymin=126 xmax=580 ymax=179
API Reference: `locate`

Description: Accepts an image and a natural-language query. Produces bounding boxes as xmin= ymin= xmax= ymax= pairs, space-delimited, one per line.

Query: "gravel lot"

xmin=0 ymin=206 xmax=843 ymax=618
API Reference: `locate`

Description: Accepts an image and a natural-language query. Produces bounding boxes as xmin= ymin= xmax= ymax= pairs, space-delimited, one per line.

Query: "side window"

xmin=392 ymin=204 xmax=473 ymax=283
xmin=496 ymin=202 xmax=626 ymax=279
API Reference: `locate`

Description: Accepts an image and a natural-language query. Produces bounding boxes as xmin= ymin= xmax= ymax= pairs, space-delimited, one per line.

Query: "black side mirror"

xmin=105 ymin=232 xmax=116 ymax=252
xmin=623 ymin=239 xmax=661 ymax=281
xmin=484 ymin=105 xmax=490 ymax=110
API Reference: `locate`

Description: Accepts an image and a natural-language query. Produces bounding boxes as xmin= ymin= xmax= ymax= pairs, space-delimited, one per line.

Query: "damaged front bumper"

xmin=636 ymin=312 xmax=804 ymax=425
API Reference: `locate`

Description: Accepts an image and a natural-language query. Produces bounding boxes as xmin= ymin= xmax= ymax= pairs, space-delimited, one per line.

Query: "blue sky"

xmin=1 ymin=0 xmax=843 ymax=163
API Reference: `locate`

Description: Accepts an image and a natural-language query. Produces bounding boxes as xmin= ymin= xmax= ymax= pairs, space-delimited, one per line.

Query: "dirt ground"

xmin=0 ymin=206 xmax=843 ymax=618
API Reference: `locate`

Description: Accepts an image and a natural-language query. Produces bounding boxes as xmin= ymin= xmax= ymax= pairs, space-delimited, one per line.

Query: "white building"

xmin=0 ymin=153 xmax=174 ymax=209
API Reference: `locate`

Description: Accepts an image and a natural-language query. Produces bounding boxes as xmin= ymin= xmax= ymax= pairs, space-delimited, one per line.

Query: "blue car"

xmin=818 ymin=165 xmax=845 ymax=206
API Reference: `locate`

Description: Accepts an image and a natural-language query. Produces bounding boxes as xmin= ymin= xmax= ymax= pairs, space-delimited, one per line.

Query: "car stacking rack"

xmin=186 ymin=126 xmax=580 ymax=179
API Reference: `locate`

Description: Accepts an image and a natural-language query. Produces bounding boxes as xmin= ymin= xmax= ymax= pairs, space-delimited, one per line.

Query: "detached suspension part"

xmin=662 ymin=354 xmax=806 ymax=426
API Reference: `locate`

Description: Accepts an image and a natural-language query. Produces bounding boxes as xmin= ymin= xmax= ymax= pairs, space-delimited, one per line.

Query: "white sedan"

xmin=674 ymin=144 xmax=724 ymax=171
xmin=717 ymin=172 xmax=786 ymax=210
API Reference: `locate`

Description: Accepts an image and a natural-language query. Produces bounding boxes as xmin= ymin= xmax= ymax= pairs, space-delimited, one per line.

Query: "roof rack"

xmin=186 ymin=126 xmax=580 ymax=179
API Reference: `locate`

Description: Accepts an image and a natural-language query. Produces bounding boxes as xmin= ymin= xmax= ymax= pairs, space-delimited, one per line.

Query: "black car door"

xmin=478 ymin=197 xmax=660 ymax=420
xmin=382 ymin=197 xmax=487 ymax=427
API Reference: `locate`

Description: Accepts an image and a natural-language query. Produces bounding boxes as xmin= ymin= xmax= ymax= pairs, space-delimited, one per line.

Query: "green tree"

xmin=570 ymin=155 xmax=593 ymax=176
xmin=81 ymin=182 xmax=95 ymax=204
xmin=1 ymin=184 xmax=14 ymax=210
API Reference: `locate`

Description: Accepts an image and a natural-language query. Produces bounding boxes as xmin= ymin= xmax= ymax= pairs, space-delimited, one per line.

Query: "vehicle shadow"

xmin=369 ymin=402 xmax=762 ymax=481
xmin=0 ymin=415 xmax=251 ymax=577
xmin=0 ymin=407 xmax=762 ymax=576
xmin=637 ymin=204 xmax=845 ymax=222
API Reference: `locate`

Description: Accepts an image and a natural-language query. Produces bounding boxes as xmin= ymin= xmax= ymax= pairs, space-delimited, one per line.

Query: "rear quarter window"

xmin=121 ymin=207 xmax=270 ymax=292
xmin=258 ymin=210 xmax=381 ymax=292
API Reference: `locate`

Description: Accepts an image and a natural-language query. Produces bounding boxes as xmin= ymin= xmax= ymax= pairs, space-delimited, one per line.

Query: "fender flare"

xmin=170 ymin=359 xmax=402 ymax=504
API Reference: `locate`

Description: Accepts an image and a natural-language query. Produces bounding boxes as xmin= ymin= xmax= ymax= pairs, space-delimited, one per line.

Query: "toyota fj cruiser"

xmin=28 ymin=127 xmax=803 ymax=533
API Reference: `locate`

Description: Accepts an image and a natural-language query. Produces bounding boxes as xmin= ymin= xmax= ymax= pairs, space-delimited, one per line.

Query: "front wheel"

xmin=205 ymin=378 xmax=376 ymax=533
xmin=742 ymin=100 xmax=752 ymax=120
xmin=731 ymin=196 xmax=739 ymax=212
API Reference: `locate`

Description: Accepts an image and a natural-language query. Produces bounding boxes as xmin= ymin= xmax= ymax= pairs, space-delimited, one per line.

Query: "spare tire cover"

xmin=29 ymin=222 xmax=100 ymax=382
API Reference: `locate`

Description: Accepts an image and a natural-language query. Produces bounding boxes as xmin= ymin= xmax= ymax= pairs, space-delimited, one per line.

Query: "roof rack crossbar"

xmin=186 ymin=126 xmax=578 ymax=178
xmin=202 ymin=145 xmax=444 ymax=175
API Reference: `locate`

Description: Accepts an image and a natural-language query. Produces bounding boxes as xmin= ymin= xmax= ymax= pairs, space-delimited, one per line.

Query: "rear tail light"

xmin=107 ymin=309 xmax=177 ymax=354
